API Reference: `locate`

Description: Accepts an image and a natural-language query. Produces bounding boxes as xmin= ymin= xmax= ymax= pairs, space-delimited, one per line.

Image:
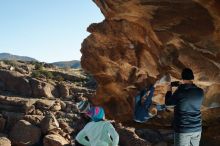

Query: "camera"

xmin=171 ymin=81 xmax=180 ymax=87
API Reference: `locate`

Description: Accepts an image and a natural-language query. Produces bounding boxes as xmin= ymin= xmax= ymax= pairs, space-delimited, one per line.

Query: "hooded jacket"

xmin=165 ymin=83 xmax=204 ymax=133
xmin=76 ymin=121 xmax=119 ymax=146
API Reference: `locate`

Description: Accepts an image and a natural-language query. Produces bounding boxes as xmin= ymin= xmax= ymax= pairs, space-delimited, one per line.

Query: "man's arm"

xmin=165 ymin=85 xmax=178 ymax=106
xmin=144 ymin=85 xmax=155 ymax=107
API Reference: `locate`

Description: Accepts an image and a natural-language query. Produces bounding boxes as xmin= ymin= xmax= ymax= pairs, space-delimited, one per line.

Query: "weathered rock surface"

xmin=0 ymin=96 xmax=36 ymax=113
xmin=0 ymin=70 xmax=32 ymax=96
xmin=0 ymin=61 xmax=95 ymax=99
xmin=57 ymin=83 xmax=70 ymax=98
xmin=114 ymin=123 xmax=151 ymax=146
xmin=43 ymin=134 xmax=69 ymax=146
xmin=30 ymin=78 xmax=57 ymax=98
xmin=0 ymin=135 xmax=11 ymax=146
xmin=203 ymin=84 xmax=220 ymax=107
xmin=0 ymin=61 xmax=95 ymax=146
xmin=40 ymin=113 xmax=59 ymax=135
xmin=9 ymin=120 xmax=41 ymax=146
xmin=81 ymin=0 xmax=220 ymax=121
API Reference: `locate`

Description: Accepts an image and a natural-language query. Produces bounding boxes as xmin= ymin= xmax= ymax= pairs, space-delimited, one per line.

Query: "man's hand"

xmin=171 ymin=81 xmax=180 ymax=87
xmin=166 ymin=83 xmax=172 ymax=92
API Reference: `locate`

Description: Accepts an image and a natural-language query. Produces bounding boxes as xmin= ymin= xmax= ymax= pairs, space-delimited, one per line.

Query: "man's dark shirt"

xmin=165 ymin=83 xmax=204 ymax=133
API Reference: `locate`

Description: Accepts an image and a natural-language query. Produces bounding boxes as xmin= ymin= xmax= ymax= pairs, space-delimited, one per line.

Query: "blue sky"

xmin=0 ymin=0 xmax=104 ymax=63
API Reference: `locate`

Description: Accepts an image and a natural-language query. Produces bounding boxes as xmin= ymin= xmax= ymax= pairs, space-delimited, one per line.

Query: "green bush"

xmin=34 ymin=62 xmax=44 ymax=70
xmin=31 ymin=70 xmax=41 ymax=78
xmin=3 ymin=60 xmax=16 ymax=66
xmin=43 ymin=70 xmax=53 ymax=79
xmin=31 ymin=70 xmax=54 ymax=79
xmin=55 ymin=75 xmax=64 ymax=82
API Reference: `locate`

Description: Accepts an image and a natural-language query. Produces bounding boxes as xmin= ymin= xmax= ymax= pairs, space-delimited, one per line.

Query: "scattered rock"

xmin=35 ymin=99 xmax=55 ymax=110
xmin=23 ymin=115 xmax=44 ymax=125
xmin=0 ymin=70 xmax=32 ymax=96
xmin=30 ymin=78 xmax=56 ymax=98
xmin=59 ymin=100 xmax=67 ymax=111
xmin=136 ymin=129 xmax=163 ymax=144
xmin=59 ymin=121 xmax=74 ymax=134
xmin=40 ymin=113 xmax=59 ymax=135
xmin=9 ymin=120 xmax=41 ymax=146
xmin=43 ymin=134 xmax=69 ymax=146
xmin=3 ymin=112 xmax=24 ymax=131
xmin=50 ymin=101 xmax=62 ymax=112
xmin=114 ymin=123 xmax=151 ymax=146
xmin=57 ymin=83 xmax=69 ymax=98
xmin=0 ymin=135 xmax=11 ymax=146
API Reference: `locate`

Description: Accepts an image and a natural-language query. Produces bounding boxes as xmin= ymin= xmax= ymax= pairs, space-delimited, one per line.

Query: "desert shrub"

xmin=3 ymin=60 xmax=16 ymax=67
xmin=43 ymin=70 xmax=54 ymax=79
xmin=34 ymin=62 xmax=44 ymax=70
xmin=31 ymin=70 xmax=54 ymax=79
xmin=55 ymin=75 xmax=64 ymax=82
xmin=31 ymin=70 xmax=41 ymax=78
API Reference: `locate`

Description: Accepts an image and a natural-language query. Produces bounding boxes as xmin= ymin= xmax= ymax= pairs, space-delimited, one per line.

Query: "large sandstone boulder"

xmin=9 ymin=120 xmax=41 ymax=146
xmin=29 ymin=78 xmax=57 ymax=98
xmin=43 ymin=134 xmax=69 ymax=146
xmin=3 ymin=112 xmax=24 ymax=131
xmin=81 ymin=0 xmax=220 ymax=121
xmin=35 ymin=99 xmax=55 ymax=110
xmin=0 ymin=70 xmax=32 ymax=96
xmin=57 ymin=83 xmax=70 ymax=98
xmin=40 ymin=113 xmax=59 ymax=135
xmin=23 ymin=115 xmax=44 ymax=125
xmin=0 ymin=96 xmax=36 ymax=113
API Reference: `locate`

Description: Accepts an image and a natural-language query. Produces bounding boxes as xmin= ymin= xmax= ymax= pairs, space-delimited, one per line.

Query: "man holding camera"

xmin=165 ymin=68 xmax=204 ymax=146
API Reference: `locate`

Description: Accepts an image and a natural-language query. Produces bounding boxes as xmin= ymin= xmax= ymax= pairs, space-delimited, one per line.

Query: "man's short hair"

xmin=181 ymin=68 xmax=194 ymax=80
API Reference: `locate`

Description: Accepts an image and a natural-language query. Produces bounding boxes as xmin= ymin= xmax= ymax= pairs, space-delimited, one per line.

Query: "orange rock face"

xmin=81 ymin=0 xmax=220 ymax=121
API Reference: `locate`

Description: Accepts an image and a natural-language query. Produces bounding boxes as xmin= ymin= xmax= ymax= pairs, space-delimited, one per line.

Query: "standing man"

xmin=165 ymin=68 xmax=204 ymax=146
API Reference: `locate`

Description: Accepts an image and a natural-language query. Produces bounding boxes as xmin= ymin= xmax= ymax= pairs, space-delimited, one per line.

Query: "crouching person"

xmin=76 ymin=107 xmax=119 ymax=146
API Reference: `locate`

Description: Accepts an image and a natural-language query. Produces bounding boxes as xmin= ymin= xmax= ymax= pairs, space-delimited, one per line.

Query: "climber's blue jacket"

xmin=134 ymin=85 xmax=155 ymax=122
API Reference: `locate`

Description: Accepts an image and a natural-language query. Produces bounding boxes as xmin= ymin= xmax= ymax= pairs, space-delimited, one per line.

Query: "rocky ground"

xmin=0 ymin=60 xmax=96 ymax=146
xmin=0 ymin=60 xmax=220 ymax=146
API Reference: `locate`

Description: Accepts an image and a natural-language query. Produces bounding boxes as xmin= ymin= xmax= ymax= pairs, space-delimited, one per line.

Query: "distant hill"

xmin=51 ymin=60 xmax=81 ymax=68
xmin=0 ymin=53 xmax=81 ymax=69
xmin=0 ymin=53 xmax=38 ymax=62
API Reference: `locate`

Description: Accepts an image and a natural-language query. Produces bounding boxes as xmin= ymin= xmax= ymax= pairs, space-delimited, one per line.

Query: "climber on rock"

xmin=133 ymin=74 xmax=172 ymax=123
xmin=76 ymin=107 xmax=119 ymax=146
xmin=165 ymin=68 xmax=204 ymax=146
xmin=134 ymin=84 xmax=157 ymax=123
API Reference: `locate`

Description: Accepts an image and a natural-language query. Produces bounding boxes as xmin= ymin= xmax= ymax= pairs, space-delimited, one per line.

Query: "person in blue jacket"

xmin=134 ymin=84 xmax=156 ymax=123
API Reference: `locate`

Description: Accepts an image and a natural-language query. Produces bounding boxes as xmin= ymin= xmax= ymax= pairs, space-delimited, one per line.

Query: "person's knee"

xmin=174 ymin=133 xmax=191 ymax=146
